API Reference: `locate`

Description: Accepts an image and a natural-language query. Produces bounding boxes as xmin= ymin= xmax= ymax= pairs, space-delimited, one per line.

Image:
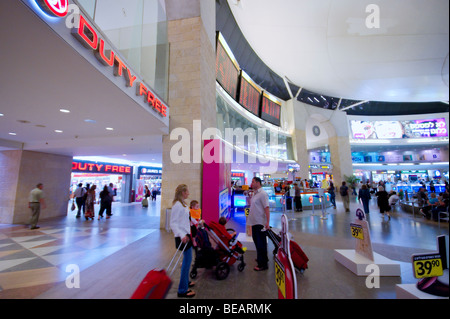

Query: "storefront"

xmin=71 ymin=160 xmax=133 ymax=203
xmin=135 ymin=166 xmax=162 ymax=202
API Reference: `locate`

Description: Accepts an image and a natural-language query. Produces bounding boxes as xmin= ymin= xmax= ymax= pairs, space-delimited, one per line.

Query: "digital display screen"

xmin=261 ymin=91 xmax=281 ymax=126
xmin=216 ymin=33 xmax=240 ymax=100
xmin=350 ymin=118 xmax=448 ymax=139
xmin=238 ymin=70 xmax=261 ymax=116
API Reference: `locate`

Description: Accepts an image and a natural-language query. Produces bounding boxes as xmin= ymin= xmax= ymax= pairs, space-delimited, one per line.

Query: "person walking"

xmin=98 ymin=185 xmax=113 ymax=219
xmin=247 ymin=177 xmax=270 ymax=271
xmin=376 ymin=186 xmax=391 ymax=220
xmin=170 ymin=184 xmax=195 ymax=298
xmin=358 ymin=184 xmax=371 ymax=215
xmin=293 ymin=183 xmax=303 ymax=212
xmin=84 ymin=185 xmax=96 ymax=220
xmin=28 ymin=183 xmax=46 ymax=230
xmin=340 ymin=181 xmax=350 ymax=212
xmin=328 ymin=181 xmax=336 ymax=209
xmin=73 ymin=183 xmax=86 ymax=218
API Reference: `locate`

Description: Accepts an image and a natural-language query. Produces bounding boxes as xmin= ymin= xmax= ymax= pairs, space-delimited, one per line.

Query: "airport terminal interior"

xmin=0 ymin=0 xmax=449 ymax=300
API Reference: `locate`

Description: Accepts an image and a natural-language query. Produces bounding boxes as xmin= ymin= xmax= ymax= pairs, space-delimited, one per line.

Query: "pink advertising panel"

xmin=202 ymin=140 xmax=232 ymax=224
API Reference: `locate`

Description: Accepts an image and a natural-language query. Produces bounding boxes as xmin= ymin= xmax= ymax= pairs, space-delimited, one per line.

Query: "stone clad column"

xmin=160 ymin=1 xmax=216 ymax=229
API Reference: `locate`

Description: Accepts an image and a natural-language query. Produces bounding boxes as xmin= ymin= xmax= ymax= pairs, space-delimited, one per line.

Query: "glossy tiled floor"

xmin=0 ymin=195 xmax=448 ymax=299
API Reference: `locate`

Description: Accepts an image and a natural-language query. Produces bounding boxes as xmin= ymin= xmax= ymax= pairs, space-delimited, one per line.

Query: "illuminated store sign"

xmin=350 ymin=118 xmax=447 ymax=139
xmin=34 ymin=0 xmax=167 ymax=118
xmin=37 ymin=0 xmax=69 ymax=17
xmin=72 ymin=161 xmax=132 ymax=174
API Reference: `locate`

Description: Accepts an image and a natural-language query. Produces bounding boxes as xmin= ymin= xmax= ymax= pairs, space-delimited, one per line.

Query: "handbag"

xmin=71 ymin=200 xmax=76 ymax=211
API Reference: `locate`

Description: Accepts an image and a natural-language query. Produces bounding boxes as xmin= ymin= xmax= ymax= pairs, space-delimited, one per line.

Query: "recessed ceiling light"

xmin=106 ymin=127 xmax=114 ymax=131
xmin=55 ymin=130 xmax=63 ymax=133
xmin=0 ymin=113 xmax=4 ymax=116
xmin=60 ymin=109 xmax=70 ymax=113
xmin=8 ymin=132 xmax=16 ymax=136
xmin=84 ymin=119 xmax=96 ymax=123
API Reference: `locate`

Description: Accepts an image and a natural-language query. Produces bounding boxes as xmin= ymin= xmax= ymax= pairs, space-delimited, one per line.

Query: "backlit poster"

xmin=350 ymin=118 xmax=448 ymax=139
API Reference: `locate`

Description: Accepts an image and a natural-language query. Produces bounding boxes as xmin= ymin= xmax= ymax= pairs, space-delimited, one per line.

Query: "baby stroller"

xmin=190 ymin=221 xmax=246 ymax=280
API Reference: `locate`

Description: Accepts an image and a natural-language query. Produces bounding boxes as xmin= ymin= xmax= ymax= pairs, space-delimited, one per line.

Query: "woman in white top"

xmin=170 ymin=184 xmax=195 ymax=298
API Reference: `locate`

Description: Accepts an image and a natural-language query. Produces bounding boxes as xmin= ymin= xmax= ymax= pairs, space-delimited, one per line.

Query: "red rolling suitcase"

xmin=130 ymin=269 xmax=172 ymax=299
xmin=131 ymin=242 xmax=186 ymax=299
xmin=289 ymin=240 xmax=309 ymax=272
xmin=267 ymin=228 xmax=309 ymax=272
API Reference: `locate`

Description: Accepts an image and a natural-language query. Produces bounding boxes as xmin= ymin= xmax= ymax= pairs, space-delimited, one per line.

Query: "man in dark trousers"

xmin=247 ymin=177 xmax=270 ymax=271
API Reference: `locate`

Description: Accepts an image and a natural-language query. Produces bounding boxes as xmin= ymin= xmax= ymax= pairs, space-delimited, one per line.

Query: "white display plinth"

xmin=334 ymin=249 xmax=401 ymax=276
xmin=396 ymin=284 xmax=448 ymax=299
xmin=237 ymin=232 xmax=255 ymax=251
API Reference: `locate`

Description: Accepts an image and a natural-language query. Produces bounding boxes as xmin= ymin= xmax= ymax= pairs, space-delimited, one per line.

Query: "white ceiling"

xmin=0 ymin=0 xmax=165 ymax=164
xmin=228 ymin=0 xmax=449 ymax=102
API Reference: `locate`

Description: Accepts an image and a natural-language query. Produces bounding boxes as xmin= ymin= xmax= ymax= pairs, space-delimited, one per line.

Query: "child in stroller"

xmin=190 ymin=217 xmax=246 ymax=280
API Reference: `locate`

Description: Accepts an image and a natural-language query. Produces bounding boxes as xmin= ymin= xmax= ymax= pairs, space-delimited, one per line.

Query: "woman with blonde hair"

xmin=170 ymin=184 xmax=195 ymax=298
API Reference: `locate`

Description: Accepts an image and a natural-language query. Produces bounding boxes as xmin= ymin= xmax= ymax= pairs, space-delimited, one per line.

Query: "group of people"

xmin=170 ymin=177 xmax=270 ymax=298
xmin=143 ymin=185 xmax=159 ymax=202
xmin=72 ymin=183 xmax=115 ymax=220
xmin=417 ymin=187 xmax=449 ymax=221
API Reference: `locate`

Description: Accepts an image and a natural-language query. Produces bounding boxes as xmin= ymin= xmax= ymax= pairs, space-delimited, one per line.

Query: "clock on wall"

xmin=312 ymin=125 xmax=321 ymax=136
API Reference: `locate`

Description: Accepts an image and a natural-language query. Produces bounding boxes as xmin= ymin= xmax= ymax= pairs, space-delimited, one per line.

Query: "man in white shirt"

xmin=73 ymin=183 xmax=87 ymax=218
xmin=247 ymin=177 xmax=270 ymax=271
xmin=28 ymin=183 xmax=46 ymax=229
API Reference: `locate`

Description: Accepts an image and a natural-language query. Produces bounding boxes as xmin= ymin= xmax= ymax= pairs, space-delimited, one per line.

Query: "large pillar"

xmin=160 ymin=0 xmax=216 ymax=228
xmin=0 ymin=150 xmax=72 ymax=224
xmin=329 ymin=136 xmax=353 ymax=187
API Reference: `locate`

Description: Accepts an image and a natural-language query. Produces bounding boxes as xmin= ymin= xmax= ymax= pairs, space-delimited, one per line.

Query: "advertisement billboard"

xmin=350 ymin=118 xmax=447 ymax=139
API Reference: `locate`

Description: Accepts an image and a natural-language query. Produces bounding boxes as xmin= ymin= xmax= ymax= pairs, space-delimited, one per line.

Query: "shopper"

xmin=84 ymin=185 xmax=96 ymax=220
xmin=388 ymin=191 xmax=400 ymax=211
xmin=293 ymin=183 xmax=303 ymax=212
xmin=151 ymin=185 xmax=158 ymax=201
xmin=376 ymin=186 xmax=390 ymax=220
xmin=28 ymin=183 xmax=46 ymax=230
xmin=328 ymin=181 xmax=336 ymax=209
xmin=98 ymin=185 xmax=113 ymax=219
xmin=417 ymin=187 xmax=429 ymax=208
xmin=419 ymin=192 xmax=439 ymax=219
xmin=73 ymin=183 xmax=87 ymax=218
xmin=358 ymin=184 xmax=371 ymax=215
xmin=248 ymin=177 xmax=270 ymax=271
xmin=170 ymin=184 xmax=195 ymax=298
xmin=340 ymin=181 xmax=350 ymax=212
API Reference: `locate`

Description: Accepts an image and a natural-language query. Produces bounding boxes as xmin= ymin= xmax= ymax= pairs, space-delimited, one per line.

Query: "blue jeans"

xmin=178 ymin=246 xmax=192 ymax=294
xmin=252 ymin=225 xmax=268 ymax=268
xmin=362 ymin=200 xmax=370 ymax=214
xmin=330 ymin=193 xmax=336 ymax=208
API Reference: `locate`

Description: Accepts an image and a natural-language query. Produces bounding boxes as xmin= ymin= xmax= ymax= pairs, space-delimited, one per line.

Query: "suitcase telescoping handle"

xmin=167 ymin=240 xmax=188 ymax=277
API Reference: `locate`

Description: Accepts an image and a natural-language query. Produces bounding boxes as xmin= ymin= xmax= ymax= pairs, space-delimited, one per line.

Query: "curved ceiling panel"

xmin=227 ymin=0 xmax=449 ymax=102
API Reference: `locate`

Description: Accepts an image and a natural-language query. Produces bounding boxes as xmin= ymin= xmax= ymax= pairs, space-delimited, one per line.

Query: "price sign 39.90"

xmin=412 ymin=254 xmax=443 ymax=279
xmin=350 ymin=223 xmax=364 ymax=240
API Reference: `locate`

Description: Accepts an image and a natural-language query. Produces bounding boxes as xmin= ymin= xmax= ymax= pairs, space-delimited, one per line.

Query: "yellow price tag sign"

xmin=350 ymin=223 xmax=364 ymax=240
xmin=274 ymin=258 xmax=286 ymax=298
xmin=412 ymin=254 xmax=443 ymax=279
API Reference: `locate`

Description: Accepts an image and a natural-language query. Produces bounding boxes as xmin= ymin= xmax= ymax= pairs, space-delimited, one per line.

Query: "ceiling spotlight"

xmin=0 ymin=113 xmax=5 ymax=116
xmin=84 ymin=119 xmax=96 ymax=123
xmin=60 ymin=109 xmax=70 ymax=113
xmin=55 ymin=130 xmax=63 ymax=133
xmin=106 ymin=127 xmax=114 ymax=131
xmin=8 ymin=132 xmax=16 ymax=136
